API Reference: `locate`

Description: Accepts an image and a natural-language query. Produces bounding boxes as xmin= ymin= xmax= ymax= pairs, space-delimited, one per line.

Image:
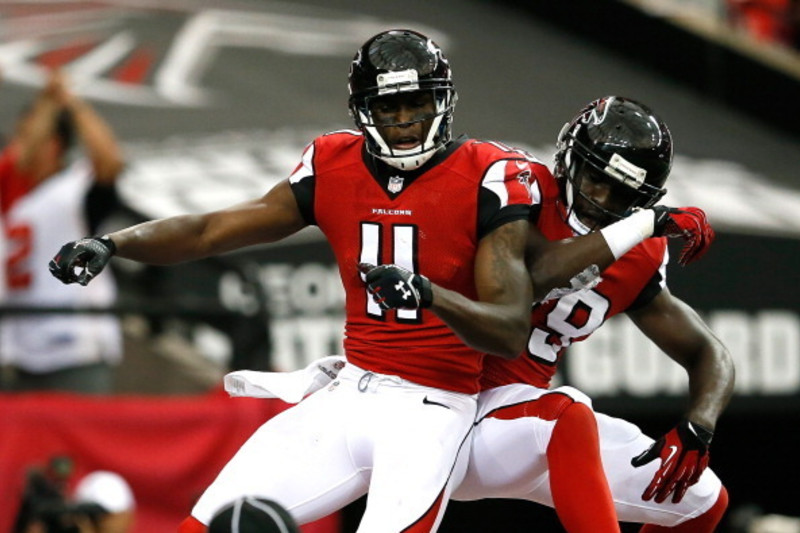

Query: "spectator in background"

xmin=0 ymin=69 xmax=125 ymax=393
xmin=727 ymin=0 xmax=797 ymax=46
xmin=72 ymin=471 xmax=136 ymax=533
xmin=209 ymin=497 xmax=299 ymax=533
xmin=14 ymin=456 xmax=135 ymax=533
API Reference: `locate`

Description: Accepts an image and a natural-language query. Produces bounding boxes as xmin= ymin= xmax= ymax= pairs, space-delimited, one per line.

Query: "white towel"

xmin=223 ymin=355 xmax=346 ymax=403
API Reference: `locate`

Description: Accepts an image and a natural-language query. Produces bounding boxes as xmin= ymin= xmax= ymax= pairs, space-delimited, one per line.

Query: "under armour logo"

xmin=395 ymin=281 xmax=412 ymax=300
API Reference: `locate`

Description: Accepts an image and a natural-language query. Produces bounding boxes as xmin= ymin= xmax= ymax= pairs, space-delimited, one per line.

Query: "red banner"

xmin=0 ymin=390 xmax=340 ymax=533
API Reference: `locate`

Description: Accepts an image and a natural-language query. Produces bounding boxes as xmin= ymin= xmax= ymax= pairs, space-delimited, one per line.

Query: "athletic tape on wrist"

xmin=599 ymin=209 xmax=655 ymax=260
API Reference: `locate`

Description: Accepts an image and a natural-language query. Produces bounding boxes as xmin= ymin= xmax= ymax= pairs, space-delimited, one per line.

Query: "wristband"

xmin=97 ymin=234 xmax=117 ymax=255
xmin=599 ymin=209 xmax=655 ymax=259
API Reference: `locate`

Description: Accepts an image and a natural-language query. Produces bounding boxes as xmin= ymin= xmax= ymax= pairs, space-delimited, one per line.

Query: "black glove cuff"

xmin=416 ymin=275 xmax=433 ymax=308
xmin=683 ymin=419 xmax=714 ymax=447
xmin=95 ymin=235 xmax=117 ymax=256
xmin=651 ymin=206 xmax=672 ymax=237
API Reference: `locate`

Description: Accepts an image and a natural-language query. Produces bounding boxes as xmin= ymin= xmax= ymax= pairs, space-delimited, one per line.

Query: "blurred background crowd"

xmin=1 ymin=0 xmax=799 ymax=532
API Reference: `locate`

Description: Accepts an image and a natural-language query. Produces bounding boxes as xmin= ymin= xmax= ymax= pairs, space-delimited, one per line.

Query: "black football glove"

xmin=358 ymin=263 xmax=433 ymax=310
xmin=48 ymin=235 xmax=116 ymax=286
xmin=631 ymin=419 xmax=713 ymax=504
xmin=651 ymin=206 xmax=715 ymax=266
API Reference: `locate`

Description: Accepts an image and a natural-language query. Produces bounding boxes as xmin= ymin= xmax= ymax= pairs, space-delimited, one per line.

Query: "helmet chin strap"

xmin=365 ymin=113 xmax=445 ymax=171
xmin=564 ymin=180 xmax=592 ymax=236
xmin=566 ymin=210 xmax=593 ymax=236
xmin=380 ymin=147 xmax=437 ymax=171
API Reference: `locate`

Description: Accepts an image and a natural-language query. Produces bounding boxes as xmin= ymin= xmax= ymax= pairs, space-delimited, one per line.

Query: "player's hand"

xmin=631 ymin=419 xmax=713 ymax=504
xmin=651 ymin=206 xmax=714 ymax=266
xmin=358 ymin=263 xmax=433 ymax=310
xmin=48 ymin=235 xmax=116 ymax=286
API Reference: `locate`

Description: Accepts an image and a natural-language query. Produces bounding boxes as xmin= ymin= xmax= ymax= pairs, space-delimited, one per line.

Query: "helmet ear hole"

xmin=348 ymin=29 xmax=457 ymax=171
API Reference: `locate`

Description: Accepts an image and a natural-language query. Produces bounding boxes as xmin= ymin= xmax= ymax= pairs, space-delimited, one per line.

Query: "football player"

xmin=50 ymin=29 xmax=537 ymax=532
xmin=452 ymin=96 xmax=732 ymax=533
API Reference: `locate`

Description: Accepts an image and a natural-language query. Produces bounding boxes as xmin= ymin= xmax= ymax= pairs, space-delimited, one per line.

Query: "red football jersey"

xmin=480 ymin=163 xmax=668 ymax=390
xmin=289 ymin=132 xmax=533 ymax=394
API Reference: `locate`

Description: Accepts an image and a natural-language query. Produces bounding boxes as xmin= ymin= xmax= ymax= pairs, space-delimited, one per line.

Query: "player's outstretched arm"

xmin=428 ymin=219 xmax=532 ymax=359
xmin=111 ymin=180 xmax=306 ymax=263
xmin=628 ymin=289 xmax=734 ymax=503
xmin=50 ymin=179 xmax=307 ymax=285
xmin=527 ymin=205 xmax=715 ymax=302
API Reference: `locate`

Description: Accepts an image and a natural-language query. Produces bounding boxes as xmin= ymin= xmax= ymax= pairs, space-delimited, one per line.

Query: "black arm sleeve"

xmin=477 ymin=186 xmax=531 ymax=240
xmin=84 ymin=182 xmax=120 ymax=234
xmin=528 ymin=203 xmax=543 ymax=225
xmin=289 ymin=175 xmax=316 ymax=226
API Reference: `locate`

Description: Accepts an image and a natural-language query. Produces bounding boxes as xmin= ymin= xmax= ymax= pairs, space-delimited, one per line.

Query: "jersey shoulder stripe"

xmin=322 ymin=128 xmax=362 ymax=137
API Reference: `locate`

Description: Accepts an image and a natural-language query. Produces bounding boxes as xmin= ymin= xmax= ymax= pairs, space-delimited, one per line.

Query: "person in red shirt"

xmin=1 ymin=69 xmax=124 ymax=393
xmin=50 ymin=29 xmax=537 ymax=532
xmin=453 ymin=97 xmax=732 ymax=533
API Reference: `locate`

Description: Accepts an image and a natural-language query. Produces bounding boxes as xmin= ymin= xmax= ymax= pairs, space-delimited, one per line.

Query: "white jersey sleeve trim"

xmin=659 ymin=245 xmax=669 ymax=289
xmin=289 ymin=142 xmax=315 ymax=184
xmin=480 ymin=160 xmax=511 ymax=208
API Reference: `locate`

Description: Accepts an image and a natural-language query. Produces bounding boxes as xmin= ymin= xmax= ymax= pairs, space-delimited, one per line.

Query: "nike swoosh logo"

xmin=422 ymin=396 xmax=450 ymax=409
xmin=663 ymin=445 xmax=679 ymax=467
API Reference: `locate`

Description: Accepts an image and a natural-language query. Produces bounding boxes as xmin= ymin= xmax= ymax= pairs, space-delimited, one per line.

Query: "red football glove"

xmin=651 ymin=206 xmax=715 ymax=266
xmin=631 ymin=419 xmax=713 ymax=504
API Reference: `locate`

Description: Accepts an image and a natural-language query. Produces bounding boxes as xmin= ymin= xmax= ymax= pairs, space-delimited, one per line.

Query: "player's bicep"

xmin=204 ymin=179 xmax=307 ymax=251
xmin=474 ymin=219 xmax=532 ymax=307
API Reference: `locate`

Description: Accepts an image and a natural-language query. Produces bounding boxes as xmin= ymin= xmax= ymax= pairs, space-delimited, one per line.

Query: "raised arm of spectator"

xmin=14 ymin=72 xmax=63 ymax=171
xmin=55 ymin=73 xmax=125 ymax=184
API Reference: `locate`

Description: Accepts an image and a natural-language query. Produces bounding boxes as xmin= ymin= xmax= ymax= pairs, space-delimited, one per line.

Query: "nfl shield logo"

xmin=388 ymin=176 xmax=404 ymax=193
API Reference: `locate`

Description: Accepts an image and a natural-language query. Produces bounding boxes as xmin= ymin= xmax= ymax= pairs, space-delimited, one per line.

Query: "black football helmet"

xmin=348 ymin=29 xmax=457 ymax=170
xmin=554 ymin=96 xmax=671 ymax=232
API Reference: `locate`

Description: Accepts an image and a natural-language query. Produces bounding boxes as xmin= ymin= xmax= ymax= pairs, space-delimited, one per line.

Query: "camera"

xmin=13 ymin=456 xmax=108 ymax=533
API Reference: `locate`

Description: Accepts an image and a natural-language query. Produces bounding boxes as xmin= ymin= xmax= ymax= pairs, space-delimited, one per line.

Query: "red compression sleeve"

xmin=178 ymin=516 xmax=207 ymax=533
xmin=547 ymin=402 xmax=620 ymax=533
